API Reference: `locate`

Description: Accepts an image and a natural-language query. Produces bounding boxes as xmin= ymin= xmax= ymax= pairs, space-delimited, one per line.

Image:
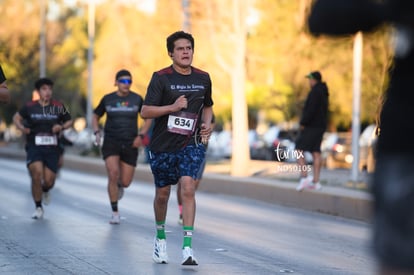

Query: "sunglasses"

xmin=118 ymin=79 xmax=132 ymax=84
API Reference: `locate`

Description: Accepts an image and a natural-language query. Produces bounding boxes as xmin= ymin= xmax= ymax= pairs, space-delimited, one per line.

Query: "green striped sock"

xmin=156 ymin=221 xmax=166 ymax=240
xmin=183 ymin=226 xmax=193 ymax=248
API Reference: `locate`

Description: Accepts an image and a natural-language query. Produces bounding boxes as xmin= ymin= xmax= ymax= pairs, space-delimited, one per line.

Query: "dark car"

xmin=323 ymin=128 xmax=379 ymax=171
xmin=250 ymin=126 xmax=298 ymax=162
xmin=323 ymin=132 xmax=353 ymax=169
xmin=269 ymin=129 xmax=298 ymax=162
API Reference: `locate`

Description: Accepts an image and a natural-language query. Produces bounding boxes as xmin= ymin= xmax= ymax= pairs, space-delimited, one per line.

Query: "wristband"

xmin=139 ymin=133 xmax=150 ymax=146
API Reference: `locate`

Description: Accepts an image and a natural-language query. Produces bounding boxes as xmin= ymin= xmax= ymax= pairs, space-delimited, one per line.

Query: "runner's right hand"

xmin=172 ymin=95 xmax=187 ymax=111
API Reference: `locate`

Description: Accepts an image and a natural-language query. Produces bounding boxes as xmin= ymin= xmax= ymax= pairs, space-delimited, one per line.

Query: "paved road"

xmin=0 ymin=158 xmax=377 ymax=274
xmin=0 ymin=143 xmax=372 ymax=222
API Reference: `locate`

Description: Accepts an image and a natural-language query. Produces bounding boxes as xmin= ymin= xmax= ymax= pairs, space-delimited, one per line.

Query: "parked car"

xmin=207 ymin=129 xmax=259 ymax=160
xmin=250 ymin=135 xmax=273 ymax=161
xmin=268 ymin=128 xmax=297 ymax=162
xmin=206 ymin=130 xmax=231 ymax=160
xmin=323 ymin=132 xmax=353 ymax=169
xmin=250 ymin=125 xmax=308 ymax=162
xmin=321 ymin=132 xmax=338 ymax=161
xmin=323 ymin=127 xmax=378 ymax=171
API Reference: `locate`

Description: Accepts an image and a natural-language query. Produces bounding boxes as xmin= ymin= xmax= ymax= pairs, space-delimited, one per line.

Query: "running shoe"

xmin=178 ymin=214 xmax=183 ymax=225
xmin=109 ymin=213 xmax=120 ymax=224
xmin=182 ymin=247 xmax=198 ymax=265
xmin=31 ymin=207 xmax=44 ymax=219
xmin=42 ymin=191 xmax=51 ymax=205
xmin=307 ymin=182 xmax=322 ymax=190
xmin=118 ymin=183 xmax=124 ymax=200
xmin=295 ymin=177 xmax=311 ymax=191
xmin=153 ymin=238 xmax=168 ymax=264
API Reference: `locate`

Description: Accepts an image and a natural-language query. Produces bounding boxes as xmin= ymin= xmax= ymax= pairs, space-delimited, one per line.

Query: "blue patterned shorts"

xmin=148 ymin=144 xmax=206 ymax=188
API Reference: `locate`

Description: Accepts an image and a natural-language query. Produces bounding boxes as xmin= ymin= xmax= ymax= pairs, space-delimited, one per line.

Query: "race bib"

xmin=167 ymin=111 xmax=198 ymax=135
xmin=35 ymin=133 xmax=57 ymax=146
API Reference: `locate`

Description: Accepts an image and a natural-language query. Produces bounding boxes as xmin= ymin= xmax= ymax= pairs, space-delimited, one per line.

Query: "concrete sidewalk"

xmin=0 ymin=144 xmax=372 ymax=222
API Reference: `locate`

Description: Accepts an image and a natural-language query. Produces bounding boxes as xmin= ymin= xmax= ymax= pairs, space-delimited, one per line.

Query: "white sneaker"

xmin=118 ymin=183 xmax=124 ymax=200
xmin=31 ymin=207 xmax=44 ymax=219
xmin=182 ymin=247 xmax=198 ymax=265
xmin=307 ymin=182 xmax=322 ymax=190
xmin=109 ymin=213 xmax=120 ymax=224
xmin=42 ymin=191 xmax=51 ymax=205
xmin=296 ymin=177 xmax=311 ymax=191
xmin=153 ymin=238 xmax=168 ymax=264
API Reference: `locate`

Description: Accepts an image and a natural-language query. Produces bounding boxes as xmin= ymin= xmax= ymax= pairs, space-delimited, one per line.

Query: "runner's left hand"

xmin=52 ymin=124 xmax=63 ymax=134
xmin=200 ymin=123 xmax=212 ymax=144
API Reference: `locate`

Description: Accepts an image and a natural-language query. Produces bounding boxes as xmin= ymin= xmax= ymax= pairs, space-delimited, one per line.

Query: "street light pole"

xmin=182 ymin=0 xmax=191 ymax=32
xmin=87 ymin=1 xmax=95 ymax=131
xmin=39 ymin=0 xmax=46 ymax=78
xmin=350 ymin=31 xmax=363 ymax=183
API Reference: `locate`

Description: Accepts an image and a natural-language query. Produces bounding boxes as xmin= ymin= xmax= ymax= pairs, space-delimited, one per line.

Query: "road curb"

xmin=0 ymin=146 xmax=372 ymax=222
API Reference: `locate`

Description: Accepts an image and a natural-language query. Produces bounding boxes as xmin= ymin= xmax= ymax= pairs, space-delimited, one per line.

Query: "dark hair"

xmin=115 ymin=69 xmax=132 ymax=80
xmin=35 ymin=78 xmax=54 ymax=90
xmin=166 ymin=31 xmax=195 ymax=53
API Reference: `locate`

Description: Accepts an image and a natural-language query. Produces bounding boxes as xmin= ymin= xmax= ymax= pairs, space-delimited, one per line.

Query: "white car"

xmin=206 ymin=129 xmax=258 ymax=160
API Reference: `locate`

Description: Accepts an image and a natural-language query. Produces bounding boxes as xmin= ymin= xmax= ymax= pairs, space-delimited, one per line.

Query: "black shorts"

xmin=101 ymin=139 xmax=138 ymax=167
xmin=295 ymin=127 xmax=325 ymax=153
xmin=25 ymin=144 xmax=60 ymax=173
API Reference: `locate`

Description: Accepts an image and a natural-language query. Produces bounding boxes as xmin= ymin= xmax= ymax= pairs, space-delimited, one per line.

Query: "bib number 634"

xmin=167 ymin=111 xmax=197 ymax=136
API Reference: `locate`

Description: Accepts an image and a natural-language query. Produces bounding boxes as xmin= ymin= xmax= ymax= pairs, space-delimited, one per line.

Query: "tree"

xmin=0 ymin=0 xmax=392 ymax=148
xmin=189 ymin=0 xmax=251 ymax=176
xmin=248 ymin=0 xmax=391 ymax=129
xmin=0 ymin=0 xmax=88 ymax=123
xmin=91 ymin=0 xmax=183 ymax=109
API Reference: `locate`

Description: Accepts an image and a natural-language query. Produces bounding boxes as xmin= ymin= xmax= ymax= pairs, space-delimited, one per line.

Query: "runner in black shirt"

xmin=13 ymin=78 xmax=73 ymax=219
xmin=92 ymin=69 xmax=152 ymax=225
xmin=31 ymin=89 xmax=73 ymax=176
xmin=142 ymin=31 xmax=214 ymax=266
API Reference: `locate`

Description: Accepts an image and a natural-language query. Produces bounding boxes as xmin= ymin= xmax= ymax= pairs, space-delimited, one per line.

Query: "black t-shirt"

xmin=300 ymin=82 xmax=329 ymax=129
xmin=94 ymin=91 xmax=144 ymax=142
xmin=19 ymin=100 xmax=72 ymax=146
xmin=144 ymin=65 xmax=213 ymax=152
